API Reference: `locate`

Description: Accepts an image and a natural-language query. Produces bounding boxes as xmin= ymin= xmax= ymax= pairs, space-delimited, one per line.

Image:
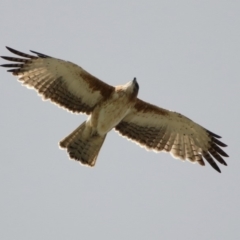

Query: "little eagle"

xmin=1 ymin=47 xmax=229 ymax=172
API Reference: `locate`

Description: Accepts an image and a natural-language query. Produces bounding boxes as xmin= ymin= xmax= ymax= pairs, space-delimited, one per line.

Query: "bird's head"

xmin=125 ymin=77 xmax=139 ymax=98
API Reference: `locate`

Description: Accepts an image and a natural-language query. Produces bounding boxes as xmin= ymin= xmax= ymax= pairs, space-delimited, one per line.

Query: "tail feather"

xmin=59 ymin=121 xmax=106 ymax=166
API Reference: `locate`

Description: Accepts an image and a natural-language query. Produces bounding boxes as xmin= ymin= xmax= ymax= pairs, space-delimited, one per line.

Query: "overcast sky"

xmin=0 ymin=1 xmax=239 ymax=239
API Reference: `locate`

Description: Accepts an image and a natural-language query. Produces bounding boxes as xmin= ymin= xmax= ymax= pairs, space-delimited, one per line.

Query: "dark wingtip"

xmin=212 ymin=163 xmax=221 ymax=173
xmin=212 ymin=138 xmax=228 ymax=147
xmin=203 ymin=151 xmax=222 ymax=173
xmin=210 ymin=164 xmax=221 ymax=173
xmin=6 ymin=46 xmax=14 ymax=51
xmin=5 ymin=46 xmax=18 ymax=53
xmin=4 ymin=47 xmax=36 ymax=59
xmin=206 ymin=129 xmax=222 ymax=138
xmin=212 ymin=164 xmax=221 ymax=173
xmin=30 ymin=50 xmax=50 ymax=58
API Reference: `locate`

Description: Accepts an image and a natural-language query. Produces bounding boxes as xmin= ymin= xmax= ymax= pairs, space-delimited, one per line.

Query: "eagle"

xmin=1 ymin=47 xmax=229 ymax=172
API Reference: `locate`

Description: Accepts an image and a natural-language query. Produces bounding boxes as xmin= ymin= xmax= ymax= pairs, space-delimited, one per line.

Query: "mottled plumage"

xmin=1 ymin=47 xmax=229 ymax=172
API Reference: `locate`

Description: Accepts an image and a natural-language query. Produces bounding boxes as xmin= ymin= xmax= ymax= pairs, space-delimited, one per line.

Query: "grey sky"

xmin=0 ymin=1 xmax=239 ymax=239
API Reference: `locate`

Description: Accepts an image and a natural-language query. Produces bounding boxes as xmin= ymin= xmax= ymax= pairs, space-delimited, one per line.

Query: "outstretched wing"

xmin=1 ymin=47 xmax=114 ymax=114
xmin=115 ymin=99 xmax=228 ymax=172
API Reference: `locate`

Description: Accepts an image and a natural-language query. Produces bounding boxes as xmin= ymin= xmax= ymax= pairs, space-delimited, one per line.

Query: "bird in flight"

xmin=1 ymin=47 xmax=229 ymax=172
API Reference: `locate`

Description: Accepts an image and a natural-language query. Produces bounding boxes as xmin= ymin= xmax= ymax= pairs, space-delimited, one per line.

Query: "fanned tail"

xmin=59 ymin=121 xmax=106 ymax=166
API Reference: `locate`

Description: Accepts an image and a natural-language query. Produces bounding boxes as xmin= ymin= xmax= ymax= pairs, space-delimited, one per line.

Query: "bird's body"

xmin=1 ymin=47 xmax=229 ymax=172
xmin=90 ymin=82 xmax=138 ymax=136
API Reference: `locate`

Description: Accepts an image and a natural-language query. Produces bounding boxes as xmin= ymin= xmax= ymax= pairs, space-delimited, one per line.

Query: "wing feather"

xmin=1 ymin=47 xmax=114 ymax=114
xmin=115 ymin=99 xmax=228 ymax=172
